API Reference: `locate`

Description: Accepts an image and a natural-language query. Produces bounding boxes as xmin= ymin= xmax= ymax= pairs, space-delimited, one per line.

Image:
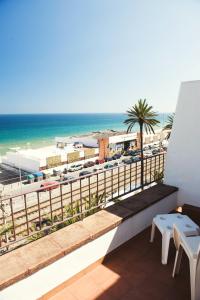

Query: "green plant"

xmin=83 ymin=192 xmax=106 ymax=216
xmin=27 ymin=231 xmax=45 ymax=242
xmin=0 ymin=223 xmax=13 ymax=246
xmin=124 ymin=99 xmax=160 ymax=188
xmin=153 ymin=170 xmax=164 ymax=183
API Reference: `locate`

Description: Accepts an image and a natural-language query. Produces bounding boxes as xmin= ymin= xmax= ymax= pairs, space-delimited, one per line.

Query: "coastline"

xmin=0 ymin=113 xmax=169 ymax=156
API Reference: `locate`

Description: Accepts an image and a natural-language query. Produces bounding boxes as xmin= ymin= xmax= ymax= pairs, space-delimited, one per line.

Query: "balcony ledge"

xmin=0 ymin=183 xmax=177 ymax=291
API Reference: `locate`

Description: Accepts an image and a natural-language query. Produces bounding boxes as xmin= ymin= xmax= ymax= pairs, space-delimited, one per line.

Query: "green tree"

xmin=163 ymin=113 xmax=174 ymax=139
xmin=124 ymin=99 xmax=160 ymax=188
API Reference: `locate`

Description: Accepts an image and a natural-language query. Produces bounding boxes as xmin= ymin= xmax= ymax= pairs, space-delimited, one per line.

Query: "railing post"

xmin=118 ymin=165 xmax=120 ymax=196
xmin=135 ymin=161 xmax=138 ymax=189
xmin=60 ymin=184 xmax=64 ymax=220
xmin=70 ymin=181 xmax=73 ymax=213
xmin=145 ymin=158 xmax=147 ymax=186
xmin=104 ymin=171 xmax=107 ymax=203
xmin=124 ymin=164 xmax=126 ymax=193
xmin=49 ymin=189 xmax=53 ymax=222
xmin=97 ymin=173 xmax=99 ymax=199
xmin=24 ymin=194 xmax=29 ymax=235
xmin=10 ymin=197 xmax=16 ymax=241
xmin=88 ymin=176 xmax=91 ymax=209
xmin=37 ymin=191 xmax=42 ymax=230
xmin=80 ymin=178 xmax=83 ymax=219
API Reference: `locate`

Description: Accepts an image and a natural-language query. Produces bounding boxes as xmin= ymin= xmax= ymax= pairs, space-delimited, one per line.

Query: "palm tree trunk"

xmin=140 ymin=123 xmax=144 ymax=189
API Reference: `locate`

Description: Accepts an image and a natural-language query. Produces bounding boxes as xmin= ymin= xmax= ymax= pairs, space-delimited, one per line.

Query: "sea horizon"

xmin=0 ymin=113 xmax=171 ymax=155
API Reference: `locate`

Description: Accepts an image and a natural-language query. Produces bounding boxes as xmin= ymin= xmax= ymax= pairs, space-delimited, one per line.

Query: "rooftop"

xmin=40 ymin=227 xmax=190 ymax=300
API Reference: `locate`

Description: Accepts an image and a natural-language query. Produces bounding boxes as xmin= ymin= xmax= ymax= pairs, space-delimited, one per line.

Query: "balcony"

xmin=41 ymin=228 xmax=190 ymax=300
xmin=0 ymin=183 xmax=178 ymax=300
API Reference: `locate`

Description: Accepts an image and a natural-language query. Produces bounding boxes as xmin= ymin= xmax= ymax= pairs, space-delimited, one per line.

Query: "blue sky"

xmin=0 ymin=0 xmax=200 ymax=114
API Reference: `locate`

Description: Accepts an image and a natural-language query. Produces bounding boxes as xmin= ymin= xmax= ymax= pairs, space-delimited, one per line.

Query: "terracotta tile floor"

xmin=44 ymin=228 xmax=191 ymax=300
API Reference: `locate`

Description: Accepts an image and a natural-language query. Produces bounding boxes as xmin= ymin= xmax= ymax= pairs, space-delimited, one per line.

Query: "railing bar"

xmin=80 ymin=179 xmax=83 ymax=218
xmin=124 ymin=164 xmax=126 ymax=193
xmin=37 ymin=192 xmax=42 ymax=230
xmin=60 ymin=184 xmax=64 ymax=220
xmin=104 ymin=171 xmax=106 ymax=202
xmin=150 ymin=156 xmax=152 ymax=183
xmin=118 ymin=166 xmax=120 ymax=196
xmin=10 ymin=198 xmax=16 ymax=240
xmin=88 ymin=176 xmax=91 ymax=208
xmin=97 ymin=173 xmax=99 ymax=199
xmin=111 ymin=169 xmax=114 ymax=199
xmin=70 ymin=182 xmax=73 ymax=213
xmin=145 ymin=158 xmax=147 ymax=185
xmin=24 ymin=194 xmax=29 ymax=235
xmin=49 ymin=190 xmax=53 ymax=221
xmin=135 ymin=162 xmax=137 ymax=189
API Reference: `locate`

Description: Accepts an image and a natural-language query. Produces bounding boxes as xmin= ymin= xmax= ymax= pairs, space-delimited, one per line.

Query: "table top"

xmin=153 ymin=213 xmax=199 ymax=236
xmin=180 ymin=235 xmax=200 ymax=258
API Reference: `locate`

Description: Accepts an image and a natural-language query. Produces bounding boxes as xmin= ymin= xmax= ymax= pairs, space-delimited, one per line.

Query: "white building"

xmin=55 ymin=134 xmax=98 ymax=148
xmin=165 ymin=80 xmax=200 ymax=208
xmin=1 ymin=145 xmax=86 ymax=173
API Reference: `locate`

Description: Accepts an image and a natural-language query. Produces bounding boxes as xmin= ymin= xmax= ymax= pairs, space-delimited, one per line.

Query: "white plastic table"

xmin=150 ymin=213 xmax=199 ymax=264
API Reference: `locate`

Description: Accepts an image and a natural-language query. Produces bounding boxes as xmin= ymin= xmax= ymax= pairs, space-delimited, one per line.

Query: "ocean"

xmin=0 ymin=113 xmax=169 ymax=155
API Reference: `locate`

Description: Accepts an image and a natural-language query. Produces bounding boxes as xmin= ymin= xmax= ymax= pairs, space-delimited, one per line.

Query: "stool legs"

xmin=150 ymin=221 xmax=156 ymax=243
xmin=172 ymin=246 xmax=183 ymax=277
xmin=162 ymin=231 xmax=171 ymax=265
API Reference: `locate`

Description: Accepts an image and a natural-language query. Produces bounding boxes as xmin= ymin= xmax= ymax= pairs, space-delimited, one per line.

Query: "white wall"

xmin=56 ymin=136 xmax=98 ymax=148
xmin=2 ymin=152 xmax=40 ymax=173
xmin=109 ymin=133 xmax=137 ymax=144
xmin=165 ymin=80 xmax=200 ymax=207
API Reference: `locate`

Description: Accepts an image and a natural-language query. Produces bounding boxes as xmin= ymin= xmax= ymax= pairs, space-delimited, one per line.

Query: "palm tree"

xmin=163 ymin=113 xmax=174 ymax=139
xmin=124 ymin=99 xmax=160 ymax=188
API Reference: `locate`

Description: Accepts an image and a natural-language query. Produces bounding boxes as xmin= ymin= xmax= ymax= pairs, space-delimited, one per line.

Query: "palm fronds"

xmin=124 ymin=99 xmax=160 ymax=134
xmin=163 ymin=113 xmax=174 ymax=131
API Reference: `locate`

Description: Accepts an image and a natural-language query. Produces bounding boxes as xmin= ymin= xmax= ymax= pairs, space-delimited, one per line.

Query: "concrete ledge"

xmin=0 ymin=183 xmax=178 ymax=293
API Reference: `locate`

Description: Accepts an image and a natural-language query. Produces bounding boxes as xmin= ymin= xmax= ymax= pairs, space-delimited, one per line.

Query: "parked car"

xmin=63 ymin=168 xmax=68 ymax=174
xmin=83 ymin=161 xmax=95 ymax=168
xmin=131 ymin=156 xmax=141 ymax=163
xmin=143 ymin=146 xmax=149 ymax=151
xmin=68 ymin=164 xmax=83 ymax=172
xmin=144 ymin=150 xmax=152 ymax=158
xmin=95 ymin=159 xmax=105 ymax=164
xmin=60 ymin=175 xmax=76 ymax=185
xmin=152 ymin=149 xmax=160 ymax=155
xmin=39 ymin=181 xmax=59 ymax=192
xmin=52 ymin=169 xmax=62 ymax=176
xmin=122 ymin=158 xmax=132 ymax=165
xmin=112 ymin=153 xmax=121 ymax=160
xmin=42 ymin=172 xmax=51 ymax=180
xmin=128 ymin=150 xmax=138 ymax=156
xmin=79 ymin=170 xmax=92 ymax=178
xmin=105 ymin=157 xmax=113 ymax=162
xmin=123 ymin=151 xmax=130 ymax=156
xmin=104 ymin=163 xmax=113 ymax=169
xmin=93 ymin=166 xmax=103 ymax=172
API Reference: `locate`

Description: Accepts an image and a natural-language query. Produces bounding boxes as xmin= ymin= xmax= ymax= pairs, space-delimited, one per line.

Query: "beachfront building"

xmin=57 ymin=129 xmax=168 ymax=161
xmin=1 ymin=144 xmax=99 ymax=173
xmin=1 ymin=129 xmax=168 ymax=173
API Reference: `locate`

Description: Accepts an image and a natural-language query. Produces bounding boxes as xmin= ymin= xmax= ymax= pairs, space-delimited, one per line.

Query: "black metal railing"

xmin=0 ymin=153 xmax=165 ymax=253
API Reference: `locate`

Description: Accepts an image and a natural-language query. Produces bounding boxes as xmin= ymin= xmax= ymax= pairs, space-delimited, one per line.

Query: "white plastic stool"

xmin=150 ymin=213 xmax=199 ymax=265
